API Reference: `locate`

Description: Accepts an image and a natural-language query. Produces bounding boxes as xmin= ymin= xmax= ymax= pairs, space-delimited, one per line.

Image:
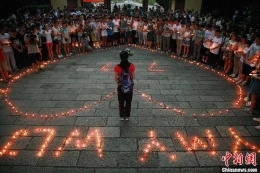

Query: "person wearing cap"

xmin=114 ymin=49 xmax=135 ymax=121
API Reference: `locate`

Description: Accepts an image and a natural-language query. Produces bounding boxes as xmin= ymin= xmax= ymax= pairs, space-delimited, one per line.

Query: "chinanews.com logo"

xmin=221 ymin=151 xmax=258 ymax=172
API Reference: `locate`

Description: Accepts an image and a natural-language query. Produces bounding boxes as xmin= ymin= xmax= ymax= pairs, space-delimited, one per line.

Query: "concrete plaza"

xmin=0 ymin=46 xmax=259 ymax=173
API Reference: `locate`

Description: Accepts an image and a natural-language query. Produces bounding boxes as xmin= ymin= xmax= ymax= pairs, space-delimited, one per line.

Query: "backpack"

xmin=119 ymin=64 xmax=134 ymax=94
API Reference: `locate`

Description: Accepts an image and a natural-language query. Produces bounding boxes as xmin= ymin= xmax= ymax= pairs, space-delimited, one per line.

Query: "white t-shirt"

xmin=210 ymin=36 xmax=223 ymax=54
xmin=132 ymin=21 xmax=138 ymax=31
xmin=203 ymin=30 xmax=214 ymax=48
xmin=113 ymin=19 xmax=120 ymax=32
xmin=143 ymin=25 xmax=148 ymax=35
xmin=0 ymin=33 xmax=12 ymax=52
xmin=248 ymin=43 xmax=260 ymax=59
xmin=177 ymin=25 xmax=185 ymax=40
xmin=171 ymin=24 xmax=178 ymax=39
xmin=52 ymin=26 xmax=61 ymax=40
xmin=44 ymin=30 xmax=52 ymax=43
xmin=183 ymin=31 xmax=191 ymax=41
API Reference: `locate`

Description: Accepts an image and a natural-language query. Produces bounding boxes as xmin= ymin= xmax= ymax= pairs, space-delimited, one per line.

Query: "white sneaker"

xmin=253 ymin=118 xmax=260 ymax=123
xmin=255 ymin=125 xmax=260 ymax=130
xmin=60 ymin=54 xmax=63 ymax=58
xmin=234 ymin=77 xmax=240 ymax=81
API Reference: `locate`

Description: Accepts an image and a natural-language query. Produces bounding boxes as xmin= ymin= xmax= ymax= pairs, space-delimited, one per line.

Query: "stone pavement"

xmin=0 ymin=46 xmax=259 ymax=173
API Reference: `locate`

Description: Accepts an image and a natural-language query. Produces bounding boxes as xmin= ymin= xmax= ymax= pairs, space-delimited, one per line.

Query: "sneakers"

xmin=119 ymin=117 xmax=129 ymax=121
xmin=240 ymin=80 xmax=248 ymax=86
xmin=236 ymin=79 xmax=243 ymax=84
xmin=230 ymin=74 xmax=236 ymax=78
xmin=255 ymin=125 xmax=260 ymax=130
xmin=253 ymin=118 xmax=260 ymax=123
xmin=234 ymin=77 xmax=240 ymax=81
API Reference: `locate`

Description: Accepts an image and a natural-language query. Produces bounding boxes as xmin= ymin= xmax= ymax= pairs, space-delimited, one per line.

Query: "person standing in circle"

xmin=114 ymin=50 xmax=135 ymax=121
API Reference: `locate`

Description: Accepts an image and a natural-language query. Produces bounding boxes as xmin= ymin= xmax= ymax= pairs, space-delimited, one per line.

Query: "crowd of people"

xmin=0 ymin=4 xmax=260 ymax=128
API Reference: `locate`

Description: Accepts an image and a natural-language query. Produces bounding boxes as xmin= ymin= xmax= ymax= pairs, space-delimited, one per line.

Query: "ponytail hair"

xmin=120 ymin=58 xmax=130 ymax=71
xmin=119 ymin=50 xmax=130 ymax=71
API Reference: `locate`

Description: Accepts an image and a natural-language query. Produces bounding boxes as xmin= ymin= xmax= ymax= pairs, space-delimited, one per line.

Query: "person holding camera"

xmin=24 ymin=25 xmax=43 ymax=74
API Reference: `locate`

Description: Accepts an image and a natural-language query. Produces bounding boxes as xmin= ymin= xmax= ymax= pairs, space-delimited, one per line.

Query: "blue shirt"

xmin=107 ymin=22 xmax=114 ymax=36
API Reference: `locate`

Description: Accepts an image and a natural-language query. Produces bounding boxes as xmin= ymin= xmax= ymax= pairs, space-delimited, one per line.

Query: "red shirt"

xmin=0 ymin=40 xmax=6 ymax=61
xmin=114 ymin=63 xmax=135 ymax=86
xmin=114 ymin=63 xmax=135 ymax=74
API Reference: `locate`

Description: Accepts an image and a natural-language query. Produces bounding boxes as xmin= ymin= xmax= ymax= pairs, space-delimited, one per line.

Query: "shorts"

xmin=28 ymin=53 xmax=41 ymax=63
xmin=156 ymin=35 xmax=162 ymax=44
xmin=113 ymin=32 xmax=120 ymax=40
xmin=53 ymin=39 xmax=60 ymax=45
xmin=249 ymin=79 xmax=260 ymax=95
xmin=62 ymin=37 xmax=71 ymax=44
xmin=0 ymin=60 xmax=8 ymax=71
xmin=147 ymin=32 xmax=153 ymax=41
xmin=182 ymin=39 xmax=190 ymax=46
xmin=101 ymin=30 xmax=108 ymax=37
xmin=107 ymin=35 xmax=113 ymax=43
xmin=201 ymin=46 xmax=209 ymax=56
xmin=70 ymin=33 xmax=77 ymax=39
xmin=242 ymin=63 xmax=255 ymax=76
xmin=46 ymin=42 xmax=53 ymax=46
xmin=223 ymin=50 xmax=234 ymax=59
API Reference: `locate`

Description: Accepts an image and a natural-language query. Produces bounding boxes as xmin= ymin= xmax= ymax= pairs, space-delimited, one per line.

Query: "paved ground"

xmin=0 ymin=46 xmax=259 ymax=173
